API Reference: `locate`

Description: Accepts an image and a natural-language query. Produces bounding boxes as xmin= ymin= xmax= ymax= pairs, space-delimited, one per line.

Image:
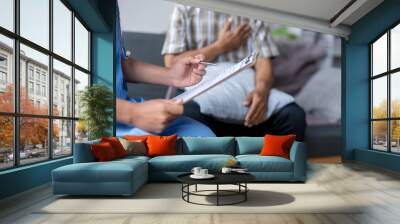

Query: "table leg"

xmin=181 ymin=184 xmax=183 ymax=199
xmin=245 ymin=183 xmax=247 ymax=201
xmin=187 ymin=184 xmax=190 ymax=202
xmin=217 ymin=184 xmax=219 ymax=206
xmin=195 ymin=184 xmax=198 ymax=192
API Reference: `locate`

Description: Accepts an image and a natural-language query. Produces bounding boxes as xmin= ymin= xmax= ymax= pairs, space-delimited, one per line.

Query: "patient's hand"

xmin=215 ymin=18 xmax=251 ymax=53
xmin=130 ymin=99 xmax=184 ymax=133
xmin=168 ymin=55 xmax=206 ymax=88
xmin=243 ymin=89 xmax=269 ymax=127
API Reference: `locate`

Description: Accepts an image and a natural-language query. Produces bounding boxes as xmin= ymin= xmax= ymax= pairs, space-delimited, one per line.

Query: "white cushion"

xmin=185 ymin=62 xmax=294 ymax=124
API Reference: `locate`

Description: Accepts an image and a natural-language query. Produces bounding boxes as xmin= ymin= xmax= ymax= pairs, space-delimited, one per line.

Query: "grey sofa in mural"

xmin=121 ymin=31 xmax=342 ymax=157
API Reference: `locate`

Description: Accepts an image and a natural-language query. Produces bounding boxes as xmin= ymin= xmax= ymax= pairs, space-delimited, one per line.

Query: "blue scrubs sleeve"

xmin=115 ymin=10 xmax=143 ymax=103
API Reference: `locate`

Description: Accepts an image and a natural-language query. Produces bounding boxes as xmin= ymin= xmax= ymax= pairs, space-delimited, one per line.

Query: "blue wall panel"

xmin=91 ymin=0 xmax=116 ymax=135
xmin=355 ymin=149 xmax=400 ymax=172
xmin=92 ymin=33 xmax=114 ymax=87
xmin=66 ymin=0 xmax=110 ymax=32
xmin=92 ymin=32 xmax=115 ymax=136
xmin=342 ymin=44 xmax=369 ymax=160
xmin=0 ymin=158 xmax=72 ymax=199
xmin=349 ymin=0 xmax=400 ymax=45
xmin=343 ymin=0 xmax=400 ymax=171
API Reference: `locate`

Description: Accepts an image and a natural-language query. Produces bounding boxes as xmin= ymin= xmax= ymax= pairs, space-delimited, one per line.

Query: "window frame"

xmin=370 ymin=21 xmax=400 ymax=154
xmin=0 ymin=0 xmax=92 ymax=171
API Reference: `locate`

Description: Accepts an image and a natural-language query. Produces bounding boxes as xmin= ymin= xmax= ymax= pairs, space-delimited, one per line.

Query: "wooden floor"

xmin=1 ymin=162 xmax=400 ymax=224
xmin=308 ymin=155 xmax=341 ymax=164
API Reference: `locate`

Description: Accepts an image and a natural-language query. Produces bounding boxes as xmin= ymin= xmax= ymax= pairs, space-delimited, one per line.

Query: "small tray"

xmin=190 ymin=174 xmax=215 ymax=179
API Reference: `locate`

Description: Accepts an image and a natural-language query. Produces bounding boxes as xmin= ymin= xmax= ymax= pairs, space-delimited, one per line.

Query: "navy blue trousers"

xmin=183 ymin=102 xmax=307 ymax=141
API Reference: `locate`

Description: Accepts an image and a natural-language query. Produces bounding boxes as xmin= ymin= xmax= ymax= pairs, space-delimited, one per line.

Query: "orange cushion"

xmin=101 ymin=137 xmax=126 ymax=158
xmin=91 ymin=142 xmax=117 ymax=162
xmin=259 ymin=134 xmax=296 ymax=159
xmin=124 ymin=135 xmax=149 ymax=142
xmin=146 ymin=135 xmax=177 ymax=157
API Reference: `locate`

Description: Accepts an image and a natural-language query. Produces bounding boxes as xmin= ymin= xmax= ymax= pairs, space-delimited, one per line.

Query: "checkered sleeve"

xmin=252 ymin=21 xmax=279 ymax=59
xmin=161 ymin=6 xmax=187 ymax=55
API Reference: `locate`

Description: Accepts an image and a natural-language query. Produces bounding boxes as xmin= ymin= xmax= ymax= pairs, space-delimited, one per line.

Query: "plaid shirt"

xmin=162 ymin=5 xmax=279 ymax=62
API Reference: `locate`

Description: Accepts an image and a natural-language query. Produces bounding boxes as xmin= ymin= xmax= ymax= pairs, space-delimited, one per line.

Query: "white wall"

xmin=118 ymin=0 xmax=175 ymax=34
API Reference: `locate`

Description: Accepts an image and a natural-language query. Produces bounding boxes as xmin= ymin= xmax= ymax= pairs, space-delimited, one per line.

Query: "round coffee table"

xmin=177 ymin=173 xmax=255 ymax=206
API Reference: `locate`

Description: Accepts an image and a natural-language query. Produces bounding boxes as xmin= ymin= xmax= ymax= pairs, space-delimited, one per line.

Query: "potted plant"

xmin=79 ymin=84 xmax=113 ymax=140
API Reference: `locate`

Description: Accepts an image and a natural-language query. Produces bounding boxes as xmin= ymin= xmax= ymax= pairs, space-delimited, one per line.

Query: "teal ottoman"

xmin=52 ymin=156 xmax=148 ymax=196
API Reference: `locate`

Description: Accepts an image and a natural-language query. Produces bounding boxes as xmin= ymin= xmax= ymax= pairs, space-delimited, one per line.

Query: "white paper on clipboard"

xmin=173 ymin=52 xmax=258 ymax=103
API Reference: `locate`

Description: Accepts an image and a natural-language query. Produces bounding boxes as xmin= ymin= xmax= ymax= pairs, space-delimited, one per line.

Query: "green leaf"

xmin=271 ymin=27 xmax=298 ymax=40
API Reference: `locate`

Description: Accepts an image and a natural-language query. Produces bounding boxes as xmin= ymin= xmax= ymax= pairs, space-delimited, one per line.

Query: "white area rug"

xmin=38 ymin=183 xmax=361 ymax=214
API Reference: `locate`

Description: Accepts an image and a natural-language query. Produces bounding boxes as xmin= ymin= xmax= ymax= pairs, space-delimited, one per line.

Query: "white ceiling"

xmin=224 ymin=0 xmax=352 ymax=22
xmin=167 ymin=0 xmax=384 ymax=38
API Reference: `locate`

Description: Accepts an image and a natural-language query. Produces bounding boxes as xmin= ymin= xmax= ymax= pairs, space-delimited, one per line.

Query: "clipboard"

xmin=173 ymin=52 xmax=258 ymax=103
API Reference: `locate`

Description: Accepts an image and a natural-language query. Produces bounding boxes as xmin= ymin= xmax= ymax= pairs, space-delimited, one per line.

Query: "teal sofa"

xmin=52 ymin=137 xmax=307 ymax=196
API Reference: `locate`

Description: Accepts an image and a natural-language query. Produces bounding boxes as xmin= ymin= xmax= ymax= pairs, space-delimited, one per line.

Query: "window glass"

xmin=74 ymin=69 xmax=89 ymax=118
xmin=0 ymin=35 xmax=14 ymax=113
xmin=0 ymin=116 xmax=14 ymax=170
xmin=36 ymin=84 xmax=40 ymax=95
xmin=20 ymin=0 xmax=49 ymax=49
xmin=28 ymin=81 xmax=33 ymax=93
xmin=391 ymin=120 xmax=400 ymax=153
xmin=53 ymin=0 xmax=72 ymax=60
xmin=20 ymin=44 xmax=49 ymax=115
xmin=0 ymin=0 xmax=14 ymax=31
xmin=36 ymin=70 xmax=40 ymax=80
xmin=372 ymin=76 xmax=387 ymax=119
xmin=0 ymin=57 xmax=7 ymax=67
xmin=53 ymin=119 xmax=72 ymax=157
xmin=372 ymin=33 xmax=387 ymax=76
xmin=28 ymin=67 xmax=34 ymax=79
xmin=74 ymin=18 xmax=89 ymax=70
xmin=1 ymin=0 xmax=92 ymax=169
xmin=391 ymin=72 xmax=400 ymax=118
xmin=391 ymin=24 xmax=400 ymax=70
xmin=372 ymin=121 xmax=388 ymax=151
xmin=41 ymin=85 xmax=46 ymax=96
xmin=53 ymin=59 xmax=72 ymax=117
xmin=19 ymin=117 xmax=49 ymax=165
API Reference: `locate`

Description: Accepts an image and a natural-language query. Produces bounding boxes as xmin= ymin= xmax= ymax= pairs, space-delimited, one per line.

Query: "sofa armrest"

xmin=73 ymin=141 xmax=99 ymax=163
xmin=289 ymin=141 xmax=307 ymax=181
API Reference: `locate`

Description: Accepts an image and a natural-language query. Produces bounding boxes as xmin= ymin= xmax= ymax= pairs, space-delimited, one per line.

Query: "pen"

xmin=199 ymin=61 xmax=217 ymax=66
